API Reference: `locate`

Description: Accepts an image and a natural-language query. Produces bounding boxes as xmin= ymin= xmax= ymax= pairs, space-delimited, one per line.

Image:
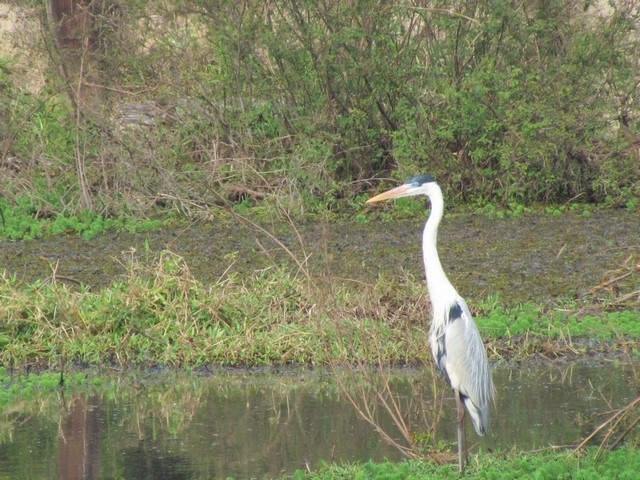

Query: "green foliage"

xmin=0 ymin=251 xmax=425 ymax=366
xmin=0 ymin=248 xmax=638 ymax=368
xmin=209 ymin=0 xmax=639 ymax=204
xmin=294 ymin=448 xmax=640 ymax=479
xmin=0 ymin=82 xmax=73 ymax=166
xmin=473 ymin=293 xmax=640 ymax=348
xmin=0 ymin=197 xmax=162 ymax=240
xmin=2 ymin=0 xmax=640 ymax=221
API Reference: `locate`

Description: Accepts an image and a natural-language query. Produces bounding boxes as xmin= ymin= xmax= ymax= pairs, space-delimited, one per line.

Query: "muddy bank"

xmin=1 ymin=210 xmax=638 ymax=304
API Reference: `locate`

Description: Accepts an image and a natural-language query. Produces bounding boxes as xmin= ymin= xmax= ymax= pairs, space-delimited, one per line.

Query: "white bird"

xmin=367 ymin=174 xmax=495 ymax=471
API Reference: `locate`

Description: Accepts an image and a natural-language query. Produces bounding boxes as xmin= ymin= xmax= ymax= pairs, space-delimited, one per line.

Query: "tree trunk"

xmin=45 ymin=0 xmax=105 ymax=116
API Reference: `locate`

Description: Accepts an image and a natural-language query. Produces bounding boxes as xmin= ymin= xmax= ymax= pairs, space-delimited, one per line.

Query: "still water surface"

xmin=0 ymin=359 xmax=637 ymax=479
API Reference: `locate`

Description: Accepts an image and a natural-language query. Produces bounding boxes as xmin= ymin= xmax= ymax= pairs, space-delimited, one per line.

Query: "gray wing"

xmin=435 ymin=297 xmax=495 ymax=435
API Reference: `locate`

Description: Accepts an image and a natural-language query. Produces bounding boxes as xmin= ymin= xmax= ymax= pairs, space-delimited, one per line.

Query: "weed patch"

xmin=292 ymin=448 xmax=640 ymax=480
xmin=0 ymin=251 xmax=429 ymax=367
xmin=0 ymin=249 xmax=638 ymax=368
xmin=0 ymin=196 xmax=164 ymax=240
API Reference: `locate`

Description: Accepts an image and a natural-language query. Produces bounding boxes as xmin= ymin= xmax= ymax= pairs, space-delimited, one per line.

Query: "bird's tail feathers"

xmin=463 ymin=396 xmax=490 ymax=436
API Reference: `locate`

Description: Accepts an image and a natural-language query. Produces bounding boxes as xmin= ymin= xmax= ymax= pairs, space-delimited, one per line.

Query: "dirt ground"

xmin=0 ymin=3 xmax=47 ymax=94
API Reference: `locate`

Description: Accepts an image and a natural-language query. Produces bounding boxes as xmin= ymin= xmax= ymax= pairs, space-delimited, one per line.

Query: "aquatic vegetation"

xmin=478 ymin=306 xmax=629 ymax=341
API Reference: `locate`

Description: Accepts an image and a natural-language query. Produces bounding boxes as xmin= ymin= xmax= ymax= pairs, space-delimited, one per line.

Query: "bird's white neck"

xmin=422 ymin=184 xmax=457 ymax=314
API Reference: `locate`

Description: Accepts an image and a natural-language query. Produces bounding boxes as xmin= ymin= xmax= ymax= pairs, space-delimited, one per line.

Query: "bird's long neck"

xmin=422 ymin=185 xmax=456 ymax=313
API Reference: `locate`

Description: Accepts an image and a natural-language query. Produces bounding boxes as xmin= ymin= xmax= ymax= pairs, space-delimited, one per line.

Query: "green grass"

xmin=477 ymin=304 xmax=639 ymax=340
xmin=289 ymin=448 xmax=640 ymax=479
xmin=0 ymin=256 xmax=428 ymax=367
xmin=0 ymin=249 xmax=638 ymax=368
xmin=477 ymin=302 xmax=640 ymax=354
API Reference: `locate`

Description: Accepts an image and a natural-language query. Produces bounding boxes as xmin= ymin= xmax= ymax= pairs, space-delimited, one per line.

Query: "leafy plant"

xmin=0 ymin=197 xmax=162 ymax=241
xmin=0 ymin=247 xmax=638 ymax=368
xmin=291 ymin=448 xmax=640 ymax=480
xmin=2 ymin=0 xmax=640 ymax=222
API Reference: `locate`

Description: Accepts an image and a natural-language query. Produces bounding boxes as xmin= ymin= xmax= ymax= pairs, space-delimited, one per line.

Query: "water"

xmin=0 ymin=359 xmax=637 ymax=479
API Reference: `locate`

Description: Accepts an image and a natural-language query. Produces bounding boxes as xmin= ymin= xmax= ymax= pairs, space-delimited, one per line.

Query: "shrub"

xmin=1 ymin=0 xmax=638 ymax=218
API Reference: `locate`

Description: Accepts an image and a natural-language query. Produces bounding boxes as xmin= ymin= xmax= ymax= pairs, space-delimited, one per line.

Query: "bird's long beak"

xmin=366 ymin=184 xmax=413 ymax=203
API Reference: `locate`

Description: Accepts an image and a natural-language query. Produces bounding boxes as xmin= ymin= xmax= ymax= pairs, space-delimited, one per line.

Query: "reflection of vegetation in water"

xmin=0 ymin=369 xmax=208 ymax=444
xmin=2 ymin=364 xmax=640 ymax=478
xmin=334 ymin=363 xmax=451 ymax=461
xmin=0 ymin=368 xmax=413 ymax=478
xmin=0 ymin=369 xmax=66 ymax=443
xmin=106 ymin=371 xmax=208 ymax=439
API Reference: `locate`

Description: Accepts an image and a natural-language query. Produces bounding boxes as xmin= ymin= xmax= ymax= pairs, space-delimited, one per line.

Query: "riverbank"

xmin=288 ymin=448 xmax=640 ymax=479
xmin=2 ymin=208 xmax=638 ymax=299
xmin=0 ymin=241 xmax=638 ymax=368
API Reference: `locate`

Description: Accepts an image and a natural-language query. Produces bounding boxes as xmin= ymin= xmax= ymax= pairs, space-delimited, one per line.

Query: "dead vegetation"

xmin=585 ymin=253 xmax=640 ymax=311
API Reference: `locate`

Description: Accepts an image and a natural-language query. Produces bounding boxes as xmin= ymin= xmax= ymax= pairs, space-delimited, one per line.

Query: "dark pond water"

xmin=0 ymin=360 xmax=637 ymax=479
xmin=1 ymin=210 xmax=639 ymax=304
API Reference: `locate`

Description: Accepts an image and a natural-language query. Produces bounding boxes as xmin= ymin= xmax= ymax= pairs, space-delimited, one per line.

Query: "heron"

xmin=366 ymin=174 xmax=494 ymax=472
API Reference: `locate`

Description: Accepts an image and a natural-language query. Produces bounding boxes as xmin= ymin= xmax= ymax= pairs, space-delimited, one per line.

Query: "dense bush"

xmin=1 ymin=0 xmax=639 ymax=218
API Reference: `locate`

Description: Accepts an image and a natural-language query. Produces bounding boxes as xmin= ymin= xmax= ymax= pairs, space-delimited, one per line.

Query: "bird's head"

xmin=366 ymin=174 xmax=438 ymax=203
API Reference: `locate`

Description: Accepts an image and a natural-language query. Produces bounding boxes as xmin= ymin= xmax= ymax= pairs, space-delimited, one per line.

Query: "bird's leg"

xmin=455 ymin=391 xmax=468 ymax=472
